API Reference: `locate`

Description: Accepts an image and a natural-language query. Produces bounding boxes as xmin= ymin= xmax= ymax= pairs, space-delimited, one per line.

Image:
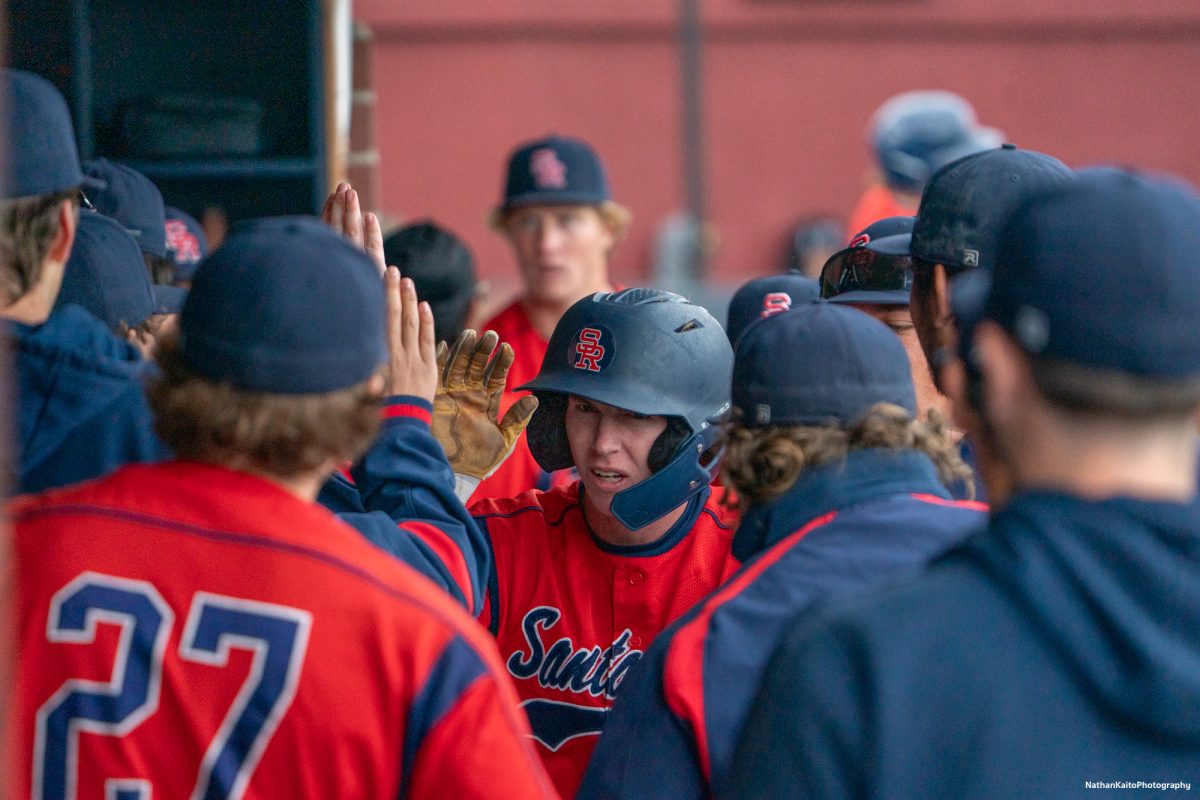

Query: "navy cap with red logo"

xmin=726 ymin=274 xmax=820 ymax=346
xmin=164 ymin=206 xmax=209 ymax=282
xmin=733 ymin=302 xmax=916 ymax=427
xmin=498 ymin=135 xmax=612 ymax=213
xmin=820 ymin=216 xmax=915 ymax=306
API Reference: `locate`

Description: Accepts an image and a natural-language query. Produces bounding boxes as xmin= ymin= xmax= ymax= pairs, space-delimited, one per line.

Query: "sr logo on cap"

xmin=571 ymin=325 xmax=614 ymax=373
xmin=530 ymin=147 xmax=568 ymax=189
xmin=761 ymin=292 xmax=792 ymax=318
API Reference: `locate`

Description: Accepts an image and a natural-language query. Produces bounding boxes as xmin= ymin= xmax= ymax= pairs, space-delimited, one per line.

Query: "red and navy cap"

xmin=164 ymin=206 xmax=209 ymax=282
xmin=733 ymin=302 xmax=916 ymax=427
xmin=820 ymin=216 xmax=914 ymax=306
xmin=498 ymin=135 xmax=611 ymax=212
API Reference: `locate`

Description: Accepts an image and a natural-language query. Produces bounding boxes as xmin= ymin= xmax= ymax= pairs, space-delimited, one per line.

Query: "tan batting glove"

xmin=432 ymin=329 xmax=539 ymax=480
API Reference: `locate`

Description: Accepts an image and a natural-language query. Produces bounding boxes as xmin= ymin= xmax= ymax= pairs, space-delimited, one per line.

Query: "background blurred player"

xmin=473 ymin=135 xmax=631 ymax=501
xmin=847 ymin=90 xmax=1001 ymax=236
xmin=5 ymin=217 xmax=554 ymax=799
xmin=383 ymin=218 xmax=478 ymax=344
xmin=730 ymin=168 xmax=1200 ymax=800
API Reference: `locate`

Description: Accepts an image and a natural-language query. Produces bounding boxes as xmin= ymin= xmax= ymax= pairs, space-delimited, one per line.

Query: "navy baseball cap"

xmin=383 ymin=220 xmax=475 ymax=341
xmin=912 ymin=144 xmax=1073 ymax=273
xmin=180 ymin=217 xmax=386 ymax=394
xmin=499 ymin=135 xmax=611 ymax=212
xmin=55 ymin=212 xmax=158 ymax=330
xmin=732 ymin=302 xmax=916 ymax=427
xmin=3 ymin=69 xmax=92 ymax=199
xmin=820 ymin=216 xmax=915 ymax=306
xmin=163 ymin=206 xmax=208 ymax=282
xmin=82 ymin=158 xmax=168 ymax=258
xmin=984 ymin=167 xmax=1200 ymax=378
xmin=726 ymin=273 xmax=820 ymax=345
xmin=871 ymin=90 xmax=1004 ymax=195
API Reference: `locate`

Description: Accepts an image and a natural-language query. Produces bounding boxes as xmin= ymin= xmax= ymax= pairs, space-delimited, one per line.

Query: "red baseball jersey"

xmin=6 ymin=461 xmax=555 ymax=800
xmin=470 ymin=483 xmax=739 ymax=797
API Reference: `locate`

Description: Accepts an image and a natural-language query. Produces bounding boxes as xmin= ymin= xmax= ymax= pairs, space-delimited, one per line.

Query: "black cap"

xmin=383 ymin=220 xmax=476 ymax=342
xmin=911 ymin=144 xmax=1073 ymax=272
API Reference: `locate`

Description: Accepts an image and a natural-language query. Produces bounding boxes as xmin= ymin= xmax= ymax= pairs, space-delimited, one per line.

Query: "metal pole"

xmin=679 ymin=0 xmax=707 ymax=283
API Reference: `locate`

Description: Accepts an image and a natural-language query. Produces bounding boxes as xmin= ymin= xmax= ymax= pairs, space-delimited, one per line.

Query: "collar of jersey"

xmin=732 ymin=448 xmax=948 ymax=562
xmin=582 ymin=485 xmax=709 ymax=557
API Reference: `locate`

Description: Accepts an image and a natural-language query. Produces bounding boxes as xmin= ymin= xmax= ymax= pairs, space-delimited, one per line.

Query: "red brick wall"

xmin=356 ymin=0 xmax=1200 ymax=302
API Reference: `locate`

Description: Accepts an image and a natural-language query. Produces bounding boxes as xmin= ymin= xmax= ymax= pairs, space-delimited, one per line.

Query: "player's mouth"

xmin=590 ymin=468 xmax=627 ymax=487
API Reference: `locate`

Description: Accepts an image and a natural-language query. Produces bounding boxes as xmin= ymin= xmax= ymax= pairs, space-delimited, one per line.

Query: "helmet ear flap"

xmin=526 ymin=392 xmax=574 ymax=472
xmin=647 ymin=417 xmax=693 ymax=472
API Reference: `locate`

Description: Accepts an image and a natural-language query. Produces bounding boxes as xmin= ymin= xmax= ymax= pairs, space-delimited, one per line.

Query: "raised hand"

xmin=432 ymin=329 xmax=539 ymax=480
xmin=321 ymin=181 xmax=386 ymax=278
xmin=383 ymin=267 xmax=438 ymax=403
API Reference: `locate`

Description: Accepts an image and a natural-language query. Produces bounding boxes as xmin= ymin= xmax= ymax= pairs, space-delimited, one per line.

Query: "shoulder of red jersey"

xmin=11 ymin=462 xmax=500 ymax=655
xmin=480 ymin=298 xmax=532 ymax=340
xmin=470 ymin=483 xmax=580 ymax=526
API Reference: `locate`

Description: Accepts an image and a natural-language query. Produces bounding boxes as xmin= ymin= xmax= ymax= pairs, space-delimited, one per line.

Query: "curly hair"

xmin=149 ymin=339 xmax=381 ymax=479
xmin=720 ymin=403 xmax=973 ymax=510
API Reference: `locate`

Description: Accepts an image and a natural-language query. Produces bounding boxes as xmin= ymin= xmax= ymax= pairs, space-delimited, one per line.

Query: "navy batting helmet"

xmin=519 ymin=288 xmax=733 ymax=530
xmin=871 ymin=90 xmax=1003 ymax=195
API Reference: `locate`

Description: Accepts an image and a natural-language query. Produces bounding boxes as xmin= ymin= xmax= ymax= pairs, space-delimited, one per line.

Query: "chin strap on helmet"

xmin=609 ymin=426 xmax=724 ymax=531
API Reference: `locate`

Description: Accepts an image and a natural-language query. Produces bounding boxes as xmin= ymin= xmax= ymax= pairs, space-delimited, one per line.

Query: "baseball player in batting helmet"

xmin=354 ymin=286 xmax=740 ymax=796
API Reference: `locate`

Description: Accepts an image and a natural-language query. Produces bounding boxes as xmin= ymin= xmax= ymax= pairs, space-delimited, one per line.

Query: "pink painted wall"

xmin=357 ymin=0 xmax=1200 ymax=304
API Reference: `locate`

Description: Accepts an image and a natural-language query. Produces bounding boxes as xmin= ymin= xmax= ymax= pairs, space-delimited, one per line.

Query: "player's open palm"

xmin=433 ymin=329 xmax=538 ymax=479
xmin=384 ymin=267 xmax=438 ymax=403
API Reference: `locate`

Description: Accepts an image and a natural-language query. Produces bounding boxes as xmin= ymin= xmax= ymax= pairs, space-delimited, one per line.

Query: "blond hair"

xmin=149 ymin=339 xmax=380 ymax=479
xmin=720 ymin=403 xmax=973 ymax=510
xmin=489 ymin=201 xmax=632 ymax=243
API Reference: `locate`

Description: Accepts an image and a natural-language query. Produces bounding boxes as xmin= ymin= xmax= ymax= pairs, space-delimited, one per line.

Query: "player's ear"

xmin=973 ymin=320 xmax=1027 ymax=428
xmin=931 ymin=264 xmax=953 ymax=330
xmin=366 ymin=371 xmax=386 ymax=399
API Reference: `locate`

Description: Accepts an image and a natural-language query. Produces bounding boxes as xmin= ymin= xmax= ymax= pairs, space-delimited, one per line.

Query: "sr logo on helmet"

xmin=571 ymin=325 xmax=614 ymax=372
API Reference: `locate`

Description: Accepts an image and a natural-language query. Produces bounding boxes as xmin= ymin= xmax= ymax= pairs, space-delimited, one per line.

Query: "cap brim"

xmin=826 ymin=289 xmax=911 ymax=306
xmin=152 ymin=284 xmax=187 ymax=315
xmin=500 ymin=191 xmax=609 ymax=212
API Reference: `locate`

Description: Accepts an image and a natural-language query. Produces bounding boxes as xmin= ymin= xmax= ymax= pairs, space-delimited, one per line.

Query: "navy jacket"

xmin=332 ymin=396 xmax=491 ymax=615
xmin=730 ymin=491 xmax=1200 ymax=799
xmin=14 ymin=305 xmax=168 ymax=494
xmin=579 ymin=448 xmax=987 ymax=799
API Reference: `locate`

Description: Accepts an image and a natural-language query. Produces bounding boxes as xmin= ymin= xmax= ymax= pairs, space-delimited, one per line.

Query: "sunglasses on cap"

xmin=819 ymin=246 xmax=914 ymax=300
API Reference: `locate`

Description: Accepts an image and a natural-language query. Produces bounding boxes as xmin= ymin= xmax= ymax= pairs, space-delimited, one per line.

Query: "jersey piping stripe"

xmin=381 ymin=405 xmax=433 ymax=426
xmin=662 ymin=510 xmax=838 ymax=784
xmin=474 ymin=501 xmax=576 ymax=528
xmin=400 ymin=520 xmax=475 ymax=612
xmin=15 ymin=504 xmax=478 ymax=637
xmin=910 ymin=492 xmax=989 ymax=512
xmin=476 ymin=517 xmax=503 ymax=637
xmin=700 ymin=506 xmax=736 ymax=531
xmin=399 ymin=635 xmax=489 ymax=800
